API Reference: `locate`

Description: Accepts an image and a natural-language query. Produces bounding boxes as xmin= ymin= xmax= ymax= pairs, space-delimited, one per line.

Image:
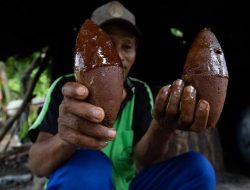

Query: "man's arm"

xmin=28 ymin=82 xmax=116 ymax=177
xmin=133 ymin=119 xmax=174 ymax=171
xmin=133 ymin=79 xmax=210 ymax=171
xmin=28 ymin=132 xmax=76 ymax=177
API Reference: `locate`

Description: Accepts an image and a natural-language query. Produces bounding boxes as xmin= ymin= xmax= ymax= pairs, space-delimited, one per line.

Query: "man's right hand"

xmin=58 ymin=82 xmax=116 ymax=149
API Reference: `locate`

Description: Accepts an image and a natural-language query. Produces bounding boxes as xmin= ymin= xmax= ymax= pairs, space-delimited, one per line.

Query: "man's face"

xmin=103 ymin=24 xmax=137 ymax=80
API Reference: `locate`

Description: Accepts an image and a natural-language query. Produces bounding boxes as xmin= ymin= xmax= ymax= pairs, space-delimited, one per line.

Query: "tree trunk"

xmin=167 ymin=128 xmax=224 ymax=172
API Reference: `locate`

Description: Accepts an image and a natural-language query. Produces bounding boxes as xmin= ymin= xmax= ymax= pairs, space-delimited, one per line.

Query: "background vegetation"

xmin=1 ymin=48 xmax=51 ymax=141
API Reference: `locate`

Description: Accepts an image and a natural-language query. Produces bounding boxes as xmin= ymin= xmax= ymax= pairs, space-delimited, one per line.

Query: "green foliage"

xmin=19 ymin=108 xmax=38 ymax=141
xmin=33 ymin=67 xmax=51 ymax=98
xmin=5 ymin=50 xmax=50 ymax=99
xmin=170 ymin=27 xmax=183 ymax=38
xmin=0 ymin=62 xmax=11 ymax=121
xmin=4 ymin=48 xmax=51 ymax=141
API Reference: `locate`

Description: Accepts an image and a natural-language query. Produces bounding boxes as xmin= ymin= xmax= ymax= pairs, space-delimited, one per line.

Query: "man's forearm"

xmin=28 ymin=133 xmax=76 ymax=177
xmin=133 ymin=119 xmax=174 ymax=171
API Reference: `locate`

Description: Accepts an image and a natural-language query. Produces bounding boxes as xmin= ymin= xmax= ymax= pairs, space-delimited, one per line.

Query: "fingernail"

xmin=77 ymin=87 xmax=86 ymax=95
xmin=186 ymin=85 xmax=196 ymax=94
xmin=92 ymin=108 xmax=104 ymax=120
xmin=107 ymin=129 xmax=116 ymax=138
xmin=175 ymin=79 xmax=184 ymax=86
xmin=199 ymin=100 xmax=209 ymax=110
xmin=163 ymin=85 xmax=171 ymax=95
xmin=100 ymin=141 xmax=108 ymax=147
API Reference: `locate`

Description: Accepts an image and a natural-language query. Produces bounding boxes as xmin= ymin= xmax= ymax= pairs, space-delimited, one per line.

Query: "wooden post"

xmin=167 ymin=128 xmax=224 ymax=172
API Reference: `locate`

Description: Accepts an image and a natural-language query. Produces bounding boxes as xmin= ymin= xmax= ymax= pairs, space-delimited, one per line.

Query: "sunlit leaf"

xmin=170 ymin=27 xmax=183 ymax=38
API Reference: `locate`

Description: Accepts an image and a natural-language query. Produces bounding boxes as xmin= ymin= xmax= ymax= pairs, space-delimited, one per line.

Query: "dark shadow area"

xmin=1 ymin=0 xmax=250 ymax=176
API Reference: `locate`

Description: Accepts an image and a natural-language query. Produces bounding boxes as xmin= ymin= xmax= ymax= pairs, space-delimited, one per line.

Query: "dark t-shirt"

xmin=29 ymin=74 xmax=153 ymax=145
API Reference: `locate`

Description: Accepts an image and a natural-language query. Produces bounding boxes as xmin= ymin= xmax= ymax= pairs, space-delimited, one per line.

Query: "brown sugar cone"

xmin=74 ymin=19 xmax=124 ymax=127
xmin=182 ymin=28 xmax=229 ymax=128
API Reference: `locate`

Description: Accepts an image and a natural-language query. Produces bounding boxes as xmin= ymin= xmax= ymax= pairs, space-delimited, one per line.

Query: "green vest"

xmin=102 ymin=94 xmax=136 ymax=190
xmin=30 ymin=76 xmax=153 ymax=190
xmin=102 ymin=77 xmax=154 ymax=190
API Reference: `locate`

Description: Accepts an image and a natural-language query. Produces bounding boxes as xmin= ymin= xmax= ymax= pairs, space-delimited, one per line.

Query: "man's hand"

xmin=153 ymin=79 xmax=210 ymax=132
xmin=58 ymin=82 xmax=116 ymax=149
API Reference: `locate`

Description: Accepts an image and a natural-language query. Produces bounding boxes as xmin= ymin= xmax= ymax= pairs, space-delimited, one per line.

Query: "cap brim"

xmin=100 ymin=18 xmax=142 ymax=39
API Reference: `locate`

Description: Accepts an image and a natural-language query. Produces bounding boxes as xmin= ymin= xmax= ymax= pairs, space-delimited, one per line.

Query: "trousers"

xmin=46 ymin=149 xmax=215 ymax=190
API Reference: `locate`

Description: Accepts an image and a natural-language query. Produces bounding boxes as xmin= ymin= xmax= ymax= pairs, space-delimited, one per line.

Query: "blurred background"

xmin=0 ymin=0 xmax=250 ymax=188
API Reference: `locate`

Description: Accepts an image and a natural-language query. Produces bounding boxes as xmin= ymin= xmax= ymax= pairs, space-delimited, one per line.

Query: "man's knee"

xmin=183 ymin=151 xmax=215 ymax=174
xmin=181 ymin=151 xmax=216 ymax=187
xmin=130 ymin=151 xmax=215 ymax=190
xmin=47 ymin=149 xmax=113 ymax=190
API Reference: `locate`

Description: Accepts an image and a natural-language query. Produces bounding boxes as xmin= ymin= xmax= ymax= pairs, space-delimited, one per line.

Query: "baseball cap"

xmin=91 ymin=1 xmax=142 ymax=38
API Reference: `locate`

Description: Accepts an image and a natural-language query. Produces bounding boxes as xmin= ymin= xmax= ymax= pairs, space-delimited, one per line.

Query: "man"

xmin=28 ymin=1 xmax=215 ymax=189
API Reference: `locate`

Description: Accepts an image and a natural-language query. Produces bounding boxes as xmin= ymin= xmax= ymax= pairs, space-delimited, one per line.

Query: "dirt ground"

xmin=0 ymin=144 xmax=33 ymax=190
xmin=1 ymin=145 xmax=250 ymax=190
